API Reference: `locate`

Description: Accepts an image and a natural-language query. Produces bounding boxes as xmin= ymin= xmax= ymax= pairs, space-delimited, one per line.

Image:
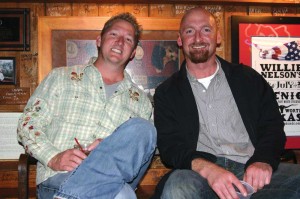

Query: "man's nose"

xmin=116 ymin=36 xmax=124 ymax=45
xmin=195 ymin=31 xmax=203 ymax=42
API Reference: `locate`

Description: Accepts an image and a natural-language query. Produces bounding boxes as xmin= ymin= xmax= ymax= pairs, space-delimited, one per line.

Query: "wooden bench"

xmin=17 ymin=150 xmax=298 ymax=199
xmin=17 ymin=154 xmax=170 ymax=199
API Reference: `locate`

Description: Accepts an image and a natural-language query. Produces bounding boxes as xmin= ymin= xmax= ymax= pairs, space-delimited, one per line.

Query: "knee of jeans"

xmin=115 ymin=183 xmax=137 ymax=199
xmin=128 ymin=118 xmax=157 ymax=145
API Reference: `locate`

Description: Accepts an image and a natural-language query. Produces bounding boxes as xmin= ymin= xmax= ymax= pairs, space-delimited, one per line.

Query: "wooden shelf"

xmin=0 ymin=0 xmax=299 ymax=5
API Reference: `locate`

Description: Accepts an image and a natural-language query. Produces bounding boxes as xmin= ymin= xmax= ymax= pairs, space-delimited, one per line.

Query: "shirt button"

xmin=202 ymin=90 xmax=206 ymax=93
xmin=208 ymin=104 xmax=212 ymax=108
xmin=100 ymin=86 xmax=102 ymax=89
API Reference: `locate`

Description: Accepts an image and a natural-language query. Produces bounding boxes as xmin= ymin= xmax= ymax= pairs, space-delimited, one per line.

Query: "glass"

xmin=235 ymin=181 xmax=254 ymax=199
xmin=74 ymin=139 xmax=93 ymax=155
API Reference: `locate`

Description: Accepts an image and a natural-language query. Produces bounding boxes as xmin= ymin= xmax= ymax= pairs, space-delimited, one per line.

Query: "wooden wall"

xmin=0 ymin=2 xmax=300 ymax=198
xmin=0 ymin=2 xmax=299 ymax=112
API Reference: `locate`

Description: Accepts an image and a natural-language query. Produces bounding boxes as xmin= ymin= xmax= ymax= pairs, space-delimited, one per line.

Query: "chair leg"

xmin=18 ymin=154 xmax=30 ymax=199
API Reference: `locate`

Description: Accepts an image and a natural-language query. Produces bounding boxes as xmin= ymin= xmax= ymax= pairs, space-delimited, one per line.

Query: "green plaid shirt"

xmin=17 ymin=59 xmax=153 ymax=184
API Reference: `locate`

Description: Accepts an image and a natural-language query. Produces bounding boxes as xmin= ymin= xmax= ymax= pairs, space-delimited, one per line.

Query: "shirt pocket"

xmin=57 ymin=89 xmax=100 ymax=126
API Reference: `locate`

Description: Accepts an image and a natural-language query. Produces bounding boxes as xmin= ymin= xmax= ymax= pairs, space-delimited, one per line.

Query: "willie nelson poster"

xmin=252 ymin=37 xmax=300 ymax=136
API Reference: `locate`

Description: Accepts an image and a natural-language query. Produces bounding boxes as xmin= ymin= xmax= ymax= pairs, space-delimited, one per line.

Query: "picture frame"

xmin=38 ymin=17 xmax=181 ymax=102
xmin=231 ymin=16 xmax=300 ymax=148
xmin=38 ymin=16 xmax=181 ymax=82
xmin=0 ymin=8 xmax=30 ymax=51
xmin=0 ymin=57 xmax=16 ymax=85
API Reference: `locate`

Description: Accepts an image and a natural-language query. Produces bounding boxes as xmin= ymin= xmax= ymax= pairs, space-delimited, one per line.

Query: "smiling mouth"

xmin=112 ymin=48 xmax=122 ymax=54
xmin=191 ymin=44 xmax=207 ymax=49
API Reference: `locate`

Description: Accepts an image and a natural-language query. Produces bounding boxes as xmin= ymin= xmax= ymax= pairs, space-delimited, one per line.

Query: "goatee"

xmin=189 ymin=50 xmax=209 ymax=63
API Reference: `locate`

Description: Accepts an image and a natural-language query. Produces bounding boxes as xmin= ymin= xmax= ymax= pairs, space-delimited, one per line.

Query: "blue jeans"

xmin=37 ymin=118 xmax=157 ymax=199
xmin=161 ymin=157 xmax=300 ymax=199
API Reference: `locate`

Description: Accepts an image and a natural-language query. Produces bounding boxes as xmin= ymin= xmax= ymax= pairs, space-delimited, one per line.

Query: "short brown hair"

xmin=101 ymin=12 xmax=142 ymax=48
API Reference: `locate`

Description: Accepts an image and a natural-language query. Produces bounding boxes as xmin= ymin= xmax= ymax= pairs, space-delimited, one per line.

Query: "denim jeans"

xmin=37 ymin=118 xmax=157 ymax=199
xmin=161 ymin=157 xmax=300 ymax=199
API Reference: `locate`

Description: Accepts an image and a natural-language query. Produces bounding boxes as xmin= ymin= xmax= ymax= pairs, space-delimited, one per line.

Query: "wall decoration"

xmin=231 ymin=16 xmax=300 ymax=148
xmin=38 ymin=17 xmax=181 ymax=82
xmin=0 ymin=8 xmax=30 ymax=51
xmin=0 ymin=57 xmax=16 ymax=85
xmin=38 ymin=17 xmax=181 ymax=101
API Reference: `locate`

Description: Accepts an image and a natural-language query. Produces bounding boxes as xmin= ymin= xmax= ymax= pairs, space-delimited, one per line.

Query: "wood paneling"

xmin=0 ymin=0 xmax=300 ymax=5
xmin=0 ymin=2 xmax=299 ymax=111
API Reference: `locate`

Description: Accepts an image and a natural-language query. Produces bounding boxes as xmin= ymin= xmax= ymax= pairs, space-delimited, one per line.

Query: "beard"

xmin=187 ymin=49 xmax=209 ymax=63
xmin=183 ymin=42 xmax=211 ymax=63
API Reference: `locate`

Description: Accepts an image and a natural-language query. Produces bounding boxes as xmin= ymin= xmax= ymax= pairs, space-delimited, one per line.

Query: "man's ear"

xmin=217 ymin=30 xmax=222 ymax=45
xmin=130 ymin=49 xmax=136 ymax=60
xmin=96 ymin=35 xmax=101 ymax=48
xmin=177 ymin=33 xmax=183 ymax=47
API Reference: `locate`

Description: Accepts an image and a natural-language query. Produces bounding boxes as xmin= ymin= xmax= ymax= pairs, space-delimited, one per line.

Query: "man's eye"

xmin=126 ymin=38 xmax=133 ymax=44
xmin=185 ymin=29 xmax=193 ymax=34
xmin=203 ymin=27 xmax=211 ymax=33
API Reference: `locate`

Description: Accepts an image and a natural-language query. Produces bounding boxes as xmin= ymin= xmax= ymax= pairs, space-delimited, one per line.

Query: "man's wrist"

xmin=191 ymin=158 xmax=215 ymax=178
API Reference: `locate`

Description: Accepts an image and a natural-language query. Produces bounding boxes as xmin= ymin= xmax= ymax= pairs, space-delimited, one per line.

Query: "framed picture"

xmin=0 ymin=8 xmax=30 ymax=51
xmin=38 ymin=17 xmax=181 ymax=81
xmin=0 ymin=57 xmax=16 ymax=85
xmin=38 ymin=17 xmax=182 ymax=101
xmin=231 ymin=16 xmax=300 ymax=148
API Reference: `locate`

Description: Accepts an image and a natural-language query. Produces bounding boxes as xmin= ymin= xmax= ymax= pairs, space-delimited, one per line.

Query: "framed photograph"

xmin=0 ymin=57 xmax=16 ymax=85
xmin=38 ymin=17 xmax=181 ymax=81
xmin=0 ymin=8 xmax=30 ymax=51
xmin=231 ymin=16 xmax=300 ymax=148
xmin=38 ymin=17 xmax=182 ymax=101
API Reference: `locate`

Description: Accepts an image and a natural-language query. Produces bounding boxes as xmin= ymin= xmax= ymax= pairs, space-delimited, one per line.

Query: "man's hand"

xmin=48 ymin=139 xmax=102 ymax=171
xmin=48 ymin=149 xmax=87 ymax=171
xmin=243 ymin=162 xmax=272 ymax=192
xmin=192 ymin=158 xmax=247 ymax=199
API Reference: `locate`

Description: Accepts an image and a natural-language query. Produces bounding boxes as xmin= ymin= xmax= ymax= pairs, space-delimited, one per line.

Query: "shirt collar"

xmin=186 ymin=58 xmax=221 ymax=82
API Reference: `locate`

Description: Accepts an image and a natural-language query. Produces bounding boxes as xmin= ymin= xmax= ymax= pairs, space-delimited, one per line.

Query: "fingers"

xmin=233 ymin=180 xmax=247 ymax=198
xmin=73 ymin=148 xmax=88 ymax=159
xmin=88 ymin=139 xmax=102 ymax=151
xmin=48 ymin=149 xmax=87 ymax=171
xmin=244 ymin=162 xmax=272 ymax=192
xmin=208 ymin=168 xmax=241 ymax=199
xmin=212 ymin=181 xmax=240 ymax=199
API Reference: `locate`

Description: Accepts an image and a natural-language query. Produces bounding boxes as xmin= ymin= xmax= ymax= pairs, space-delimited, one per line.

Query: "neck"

xmin=186 ymin=59 xmax=217 ymax=79
xmin=93 ymin=59 xmax=124 ymax=85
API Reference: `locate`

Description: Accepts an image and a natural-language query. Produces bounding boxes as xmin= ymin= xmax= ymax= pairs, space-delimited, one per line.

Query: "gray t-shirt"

xmin=104 ymin=81 xmax=121 ymax=99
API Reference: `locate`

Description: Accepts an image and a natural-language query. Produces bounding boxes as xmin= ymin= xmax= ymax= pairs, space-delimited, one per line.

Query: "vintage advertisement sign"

xmin=251 ymin=37 xmax=300 ymax=136
xmin=231 ymin=16 xmax=300 ymax=148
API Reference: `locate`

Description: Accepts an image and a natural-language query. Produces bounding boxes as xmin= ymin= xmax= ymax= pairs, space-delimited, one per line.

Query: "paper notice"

xmin=0 ymin=112 xmax=24 ymax=159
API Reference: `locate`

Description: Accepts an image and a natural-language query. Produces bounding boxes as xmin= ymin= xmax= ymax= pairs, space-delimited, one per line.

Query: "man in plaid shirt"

xmin=17 ymin=13 xmax=156 ymax=199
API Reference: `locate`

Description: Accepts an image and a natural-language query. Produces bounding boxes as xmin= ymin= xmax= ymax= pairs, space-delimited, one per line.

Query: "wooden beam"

xmin=0 ymin=0 xmax=299 ymax=5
